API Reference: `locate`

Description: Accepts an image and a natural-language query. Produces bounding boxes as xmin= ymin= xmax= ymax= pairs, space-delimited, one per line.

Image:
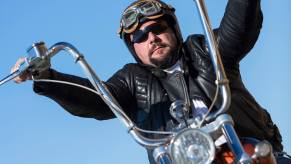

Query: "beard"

xmin=150 ymin=45 xmax=180 ymax=69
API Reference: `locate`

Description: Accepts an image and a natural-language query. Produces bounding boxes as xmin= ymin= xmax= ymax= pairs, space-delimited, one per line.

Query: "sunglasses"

xmin=131 ymin=23 xmax=168 ymax=43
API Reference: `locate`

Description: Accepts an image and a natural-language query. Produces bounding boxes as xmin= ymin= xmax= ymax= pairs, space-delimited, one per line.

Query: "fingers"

xmin=11 ymin=57 xmax=32 ymax=83
xmin=10 ymin=57 xmax=24 ymax=73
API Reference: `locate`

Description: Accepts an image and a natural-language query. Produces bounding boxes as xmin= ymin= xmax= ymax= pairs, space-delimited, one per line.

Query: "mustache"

xmin=152 ymin=42 xmax=167 ymax=47
xmin=150 ymin=42 xmax=168 ymax=54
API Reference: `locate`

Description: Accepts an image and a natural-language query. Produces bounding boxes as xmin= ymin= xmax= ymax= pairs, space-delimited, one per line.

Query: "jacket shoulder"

xmin=183 ymin=34 xmax=215 ymax=78
xmin=184 ymin=34 xmax=206 ymax=52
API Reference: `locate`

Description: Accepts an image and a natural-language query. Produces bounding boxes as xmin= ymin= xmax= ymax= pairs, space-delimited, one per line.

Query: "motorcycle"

xmin=0 ymin=0 xmax=279 ymax=163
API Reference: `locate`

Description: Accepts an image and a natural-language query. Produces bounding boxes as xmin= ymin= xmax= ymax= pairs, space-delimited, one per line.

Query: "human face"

xmin=130 ymin=20 xmax=177 ymax=68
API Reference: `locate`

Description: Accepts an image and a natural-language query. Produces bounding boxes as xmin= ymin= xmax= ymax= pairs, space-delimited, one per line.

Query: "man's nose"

xmin=148 ymin=32 xmax=160 ymax=43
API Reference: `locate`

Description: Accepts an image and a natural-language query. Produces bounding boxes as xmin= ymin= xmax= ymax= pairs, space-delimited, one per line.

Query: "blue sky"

xmin=0 ymin=0 xmax=290 ymax=164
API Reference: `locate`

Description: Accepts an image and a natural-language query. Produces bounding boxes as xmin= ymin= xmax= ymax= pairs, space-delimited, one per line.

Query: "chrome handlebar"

xmin=33 ymin=42 xmax=172 ymax=149
xmin=194 ymin=0 xmax=231 ymax=121
xmin=0 ymin=39 xmax=171 ymax=148
xmin=50 ymin=42 xmax=171 ymax=148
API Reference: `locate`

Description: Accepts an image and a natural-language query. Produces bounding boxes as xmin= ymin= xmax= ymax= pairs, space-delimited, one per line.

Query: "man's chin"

xmin=150 ymin=55 xmax=176 ymax=69
xmin=149 ymin=47 xmax=180 ymax=69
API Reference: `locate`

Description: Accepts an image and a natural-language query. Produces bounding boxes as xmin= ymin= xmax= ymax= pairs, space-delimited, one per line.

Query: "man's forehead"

xmin=138 ymin=19 xmax=167 ymax=30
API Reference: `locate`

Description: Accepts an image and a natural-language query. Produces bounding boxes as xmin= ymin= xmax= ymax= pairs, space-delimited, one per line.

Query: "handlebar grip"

xmin=0 ymin=42 xmax=51 ymax=86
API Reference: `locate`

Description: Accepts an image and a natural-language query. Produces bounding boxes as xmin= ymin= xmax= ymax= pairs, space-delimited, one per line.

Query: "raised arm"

xmin=217 ymin=0 xmax=263 ymax=65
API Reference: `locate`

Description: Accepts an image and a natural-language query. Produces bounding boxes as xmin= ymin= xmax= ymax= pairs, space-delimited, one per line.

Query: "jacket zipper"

xmin=175 ymin=71 xmax=191 ymax=120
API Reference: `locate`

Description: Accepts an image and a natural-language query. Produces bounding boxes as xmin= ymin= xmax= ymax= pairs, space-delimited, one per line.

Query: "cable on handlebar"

xmin=33 ymin=78 xmax=176 ymax=136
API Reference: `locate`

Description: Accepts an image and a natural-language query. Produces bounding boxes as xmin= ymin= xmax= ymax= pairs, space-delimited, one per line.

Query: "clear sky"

xmin=0 ymin=0 xmax=290 ymax=164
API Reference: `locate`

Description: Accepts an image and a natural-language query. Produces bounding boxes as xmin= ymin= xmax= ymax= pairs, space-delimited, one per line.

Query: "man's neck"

xmin=163 ymin=60 xmax=183 ymax=74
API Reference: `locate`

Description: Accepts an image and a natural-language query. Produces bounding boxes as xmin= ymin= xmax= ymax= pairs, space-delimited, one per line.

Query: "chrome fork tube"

xmin=221 ymin=123 xmax=252 ymax=163
xmin=193 ymin=0 xmax=231 ymax=121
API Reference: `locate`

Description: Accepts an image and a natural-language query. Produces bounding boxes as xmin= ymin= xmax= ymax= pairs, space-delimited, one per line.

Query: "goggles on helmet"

xmin=119 ymin=0 xmax=173 ymax=34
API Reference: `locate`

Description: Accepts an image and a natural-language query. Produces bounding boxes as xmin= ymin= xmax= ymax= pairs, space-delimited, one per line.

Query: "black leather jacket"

xmin=33 ymin=0 xmax=283 ymax=159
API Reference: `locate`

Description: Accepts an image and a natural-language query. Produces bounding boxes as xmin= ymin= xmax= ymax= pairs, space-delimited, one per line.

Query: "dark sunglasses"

xmin=131 ymin=23 xmax=168 ymax=43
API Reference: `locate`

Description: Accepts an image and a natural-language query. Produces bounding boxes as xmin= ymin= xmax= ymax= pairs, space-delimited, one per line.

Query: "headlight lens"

xmin=170 ymin=128 xmax=215 ymax=164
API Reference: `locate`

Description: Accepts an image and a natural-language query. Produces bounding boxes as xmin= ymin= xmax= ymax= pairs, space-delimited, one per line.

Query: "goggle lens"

xmin=122 ymin=1 xmax=162 ymax=31
xmin=123 ymin=10 xmax=138 ymax=28
xmin=140 ymin=2 xmax=160 ymax=16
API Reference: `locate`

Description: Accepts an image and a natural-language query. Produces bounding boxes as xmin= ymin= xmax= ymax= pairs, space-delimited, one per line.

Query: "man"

xmin=12 ymin=0 xmax=287 ymax=163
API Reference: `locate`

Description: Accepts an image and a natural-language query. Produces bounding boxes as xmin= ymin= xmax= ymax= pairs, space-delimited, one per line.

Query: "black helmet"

xmin=118 ymin=0 xmax=183 ymax=64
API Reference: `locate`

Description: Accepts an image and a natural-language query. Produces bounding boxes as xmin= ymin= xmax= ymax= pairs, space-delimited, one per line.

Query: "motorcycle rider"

xmin=12 ymin=0 xmax=289 ymax=163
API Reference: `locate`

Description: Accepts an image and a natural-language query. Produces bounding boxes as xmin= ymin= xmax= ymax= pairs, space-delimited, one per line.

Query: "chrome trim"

xmin=153 ymin=146 xmax=171 ymax=164
xmin=193 ymin=0 xmax=231 ymax=121
xmin=199 ymin=114 xmax=233 ymax=140
xmin=222 ymin=123 xmax=252 ymax=163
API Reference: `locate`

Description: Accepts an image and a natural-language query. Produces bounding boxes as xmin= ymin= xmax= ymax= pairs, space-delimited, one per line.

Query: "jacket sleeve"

xmin=216 ymin=0 xmax=263 ymax=66
xmin=33 ymin=68 xmax=134 ymax=120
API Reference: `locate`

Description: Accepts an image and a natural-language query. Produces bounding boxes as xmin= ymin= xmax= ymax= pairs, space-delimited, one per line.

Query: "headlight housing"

xmin=170 ymin=128 xmax=215 ymax=164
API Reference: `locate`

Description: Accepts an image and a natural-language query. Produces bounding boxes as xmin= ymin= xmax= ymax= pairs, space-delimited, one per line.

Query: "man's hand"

xmin=11 ymin=57 xmax=32 ymax=83
xmin=11 ymin=57 xmax=50 ymax=83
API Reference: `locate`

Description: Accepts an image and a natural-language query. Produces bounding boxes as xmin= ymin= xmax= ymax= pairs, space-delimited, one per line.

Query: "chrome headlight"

xmin=170 ymin=128 xmax=215 ymax=164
